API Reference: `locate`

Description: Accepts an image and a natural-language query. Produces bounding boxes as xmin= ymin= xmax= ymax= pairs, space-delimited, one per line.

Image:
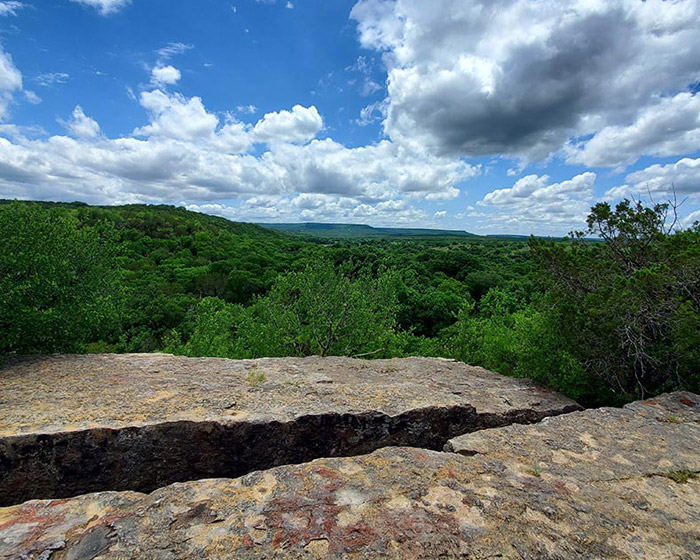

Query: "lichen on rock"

xmin=0 ymin=354 xmax=579 ymax=505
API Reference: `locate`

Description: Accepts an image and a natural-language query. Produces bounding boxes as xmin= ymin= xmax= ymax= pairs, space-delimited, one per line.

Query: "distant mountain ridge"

xmin=258 ymin=222 xmax=478 ymax=239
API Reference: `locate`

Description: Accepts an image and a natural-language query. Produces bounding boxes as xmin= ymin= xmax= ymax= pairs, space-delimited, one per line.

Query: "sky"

xmin=0 ymin=0 xmax=699 ymax=235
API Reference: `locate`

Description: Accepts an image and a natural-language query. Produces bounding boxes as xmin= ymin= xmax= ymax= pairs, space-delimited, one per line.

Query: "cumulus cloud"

xmin=69 ymin=0 xmax=131 ymax=15
xmin=150 ymin=65 xmax=181 ymax=86
xmin=252 ymin=105 xmax=324 ymax=144
xmin=0 ymin=87 xmax=475 ymax=223
xmin=350 ymin=0 xmax=700 ymax=165
xmin=478 ymin=172 xmax=596 ymax=232
xmin=185 ymin=194 xmax=428 ymax=226
xmin=0 ymin=47 xmax=22 ymax=120
xmin=258 ymin=138 xmax=476 ymax=198
xmin=61 ymin=106 xmax=101 ymax=139
xmin=566 ymin=93 xmax=700 ymax=168
xmin=680 ymin=209 xmax=700 ymax=229
xmin=604 ymin=157 xmax=700 ymax=201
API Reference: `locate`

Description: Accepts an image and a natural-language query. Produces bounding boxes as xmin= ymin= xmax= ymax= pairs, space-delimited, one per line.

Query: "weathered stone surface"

xmin=1 ymin=392 xmax=698 ymax=560
xmin=0 ymin=354 xmax=578 ymax=505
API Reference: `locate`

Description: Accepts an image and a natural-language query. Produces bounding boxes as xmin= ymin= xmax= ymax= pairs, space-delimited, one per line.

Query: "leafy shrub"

xmin=0 ymin=203 xmax=117 ymax=356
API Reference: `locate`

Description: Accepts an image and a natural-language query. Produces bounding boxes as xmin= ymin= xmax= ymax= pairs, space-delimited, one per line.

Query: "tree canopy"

xmin=2 ymin=199 xmax=697 ymax=406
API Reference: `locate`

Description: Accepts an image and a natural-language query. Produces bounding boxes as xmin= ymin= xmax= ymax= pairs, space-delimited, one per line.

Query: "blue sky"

xmin=0 ymin=0 xmax=699 ymax=235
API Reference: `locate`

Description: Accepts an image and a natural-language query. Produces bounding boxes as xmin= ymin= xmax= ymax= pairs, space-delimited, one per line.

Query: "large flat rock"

xmin=1 ymin=392 xmax=698 ymax=560
xmin=0 ymin=354 xmax=578 ymax=505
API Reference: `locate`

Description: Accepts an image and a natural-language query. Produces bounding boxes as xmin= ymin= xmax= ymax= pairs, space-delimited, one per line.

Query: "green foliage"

xmin=531 ymin=199 xmax=700 ymax=401
xmin=170 ymin=261 xmax=400 ymax=359
xmin=426 ymin=290 xmax=595 ymax=403
xmin=659 ymin=470 xmax=699 ymax=484
xmin=164 ymin=297 xmax=243 ymax=358
xmin=247 ymin=261 xmax=399 ymax=357
xmin=4 ymin=198 xmax=697 ymax=408
xmin=0 ymin=203 xmax=117 ymax=356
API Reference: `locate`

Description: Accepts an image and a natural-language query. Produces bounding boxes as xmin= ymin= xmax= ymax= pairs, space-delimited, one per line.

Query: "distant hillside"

xmin=258 ymin=222 xmax=477 ymax=239
xmin=0 ymin=200 xmax=289 ymax=241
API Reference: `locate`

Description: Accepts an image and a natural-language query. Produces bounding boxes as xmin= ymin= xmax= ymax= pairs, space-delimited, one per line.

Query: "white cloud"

xmin=0 ymin=89 xmax=476 ymax=221
xmin=252 ymin=105 xmax=324 ymax=144
xmin=0 ymin=47 xmax=22 ymax=120
xmin=605 ymin=157 xmax=700 ymax=201
xmin=477 ymin=172 xmax=596 ymax=232
xmin=347 ymin=56 xmax=383 ymax=97
xmin=61 ymin=106 xmax=101 ymax=139
xmin=0 ymin=48 xmax=21 ymax=92
xmin=151 ymin=65 xmax=181 ymax=86
xmin=136 ymin=90 xmax=215 ymax=138
xmin=69 ymin=0 xmax=131 ymax=15
xmin=34 ymin=72 xmax=69 ymax=87
xmin=0 ymin=1 xmax=24 ymax=16
xmin=680 ymin=209 xmax=700 ymax=229
xmin=156 ymin=42 xmax=193 ymax=60
xmin=566 ymin=93 xmax=700 ymax=168
xmin=236 ymin=104 xmax=258 ymax=115
xmin=356 ymin=99 xmax=387 ymax=126
xmin=24 ymin=90 xmax=41 ymax=104
xmin=350 ymin=0 xmax=700 ymax=165
xmin=185 ymin=194 xmax=429 ymax=226
xmin=258 ymin=138 xmax=476 ymax=198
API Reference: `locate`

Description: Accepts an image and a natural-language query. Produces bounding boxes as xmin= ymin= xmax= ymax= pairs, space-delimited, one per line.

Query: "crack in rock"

xmin=0 ymin=355 xmax=580 ymax=506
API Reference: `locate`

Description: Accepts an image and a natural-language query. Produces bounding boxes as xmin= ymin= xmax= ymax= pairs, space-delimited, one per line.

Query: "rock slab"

xmin=1 ymin=392 xmax=698 ymax=559
xmin=0 ymin=354 xmax=579 ymax=505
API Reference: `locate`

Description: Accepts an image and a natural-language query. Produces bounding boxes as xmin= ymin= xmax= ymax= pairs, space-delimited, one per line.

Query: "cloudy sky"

xmin=0 ymin=0 xmax=699 ymax=234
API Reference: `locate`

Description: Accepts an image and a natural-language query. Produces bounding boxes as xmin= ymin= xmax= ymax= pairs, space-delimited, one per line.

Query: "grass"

xmin=659 ymin=470 xmax=699 ymax=484
xmin=527 ymin=466 xmax=542 ymax=478
xmin=246 ymin=368 xmax=267 ymax=387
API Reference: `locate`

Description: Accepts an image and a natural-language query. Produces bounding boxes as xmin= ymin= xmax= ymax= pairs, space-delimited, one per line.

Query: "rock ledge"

xmin=0 ymin=354 xmax=578 ymax=505
xmin=1 ymin=392 xmax=698 ymax=559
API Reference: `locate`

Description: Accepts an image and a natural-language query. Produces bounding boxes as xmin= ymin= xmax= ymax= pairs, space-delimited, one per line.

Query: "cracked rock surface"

xmin=0 ymin=354 xmax=579 ymax=505
xmin=1 ymin=392 xmax=698 ymax=559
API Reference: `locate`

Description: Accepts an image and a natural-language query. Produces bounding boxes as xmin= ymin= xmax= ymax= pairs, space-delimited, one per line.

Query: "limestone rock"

xmin=0 ymin=354 xmax=579 ymax=505
xmin=1 ymin=392 xmax=698 ymax=559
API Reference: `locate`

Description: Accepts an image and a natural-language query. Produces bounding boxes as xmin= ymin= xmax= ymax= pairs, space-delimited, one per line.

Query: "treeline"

xmin=1 ymin=200 xmax=698 ymax=406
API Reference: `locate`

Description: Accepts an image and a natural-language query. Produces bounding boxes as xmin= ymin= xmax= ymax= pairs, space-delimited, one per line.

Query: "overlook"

xmin=0 ymin=355 xmax=698 ymax=559
xmin=2 ymin=0 xmax=700 ymax=558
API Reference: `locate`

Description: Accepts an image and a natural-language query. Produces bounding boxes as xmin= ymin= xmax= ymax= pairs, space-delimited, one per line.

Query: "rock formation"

xmin=0 ymin=355 xmax=698 ymax=559
xmin=0 ymin=354 xmax=578 ymax=505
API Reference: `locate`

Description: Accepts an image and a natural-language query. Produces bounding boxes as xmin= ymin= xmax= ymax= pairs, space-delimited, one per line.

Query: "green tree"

xmin=530 ymin=199 xmax=700 ymax=400
xmin=164 ymin=297 xmax=243 ymax=358
xmin=240 ymin=261 xmax=400 ymax=358
xmin=0 ymin=203 xmax=117 ymax=356
xmin=427 ymin=290 xmax=593 ymax=402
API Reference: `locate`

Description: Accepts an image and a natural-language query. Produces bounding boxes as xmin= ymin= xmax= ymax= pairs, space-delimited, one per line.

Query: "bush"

xmin=530 ymin=200 xmax=700 ymax=400
xmin=0 ymin=203 xmax=117 ymax=356
xmin=168 ymin=261 xmax=401 ymax=359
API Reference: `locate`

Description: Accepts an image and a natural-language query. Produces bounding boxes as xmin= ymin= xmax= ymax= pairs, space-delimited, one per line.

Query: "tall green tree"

xmin=0 ymin=203 xmax=117 ymax=356
xmin=170 ymin=261 xmax=401 ymax=359
xmin=241 ymin=261 xmax=400 ymax=358
xmin=530 ymin=199 xmax=700 ymax=400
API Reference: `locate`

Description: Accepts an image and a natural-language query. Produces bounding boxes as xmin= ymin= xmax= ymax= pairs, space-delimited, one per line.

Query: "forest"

xmin=1 ymin=199 xmax=698 ymax=407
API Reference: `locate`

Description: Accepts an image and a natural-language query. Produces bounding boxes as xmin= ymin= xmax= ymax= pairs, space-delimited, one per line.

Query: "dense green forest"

xmin=1 ymin=199 xmax=698 ymax=406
